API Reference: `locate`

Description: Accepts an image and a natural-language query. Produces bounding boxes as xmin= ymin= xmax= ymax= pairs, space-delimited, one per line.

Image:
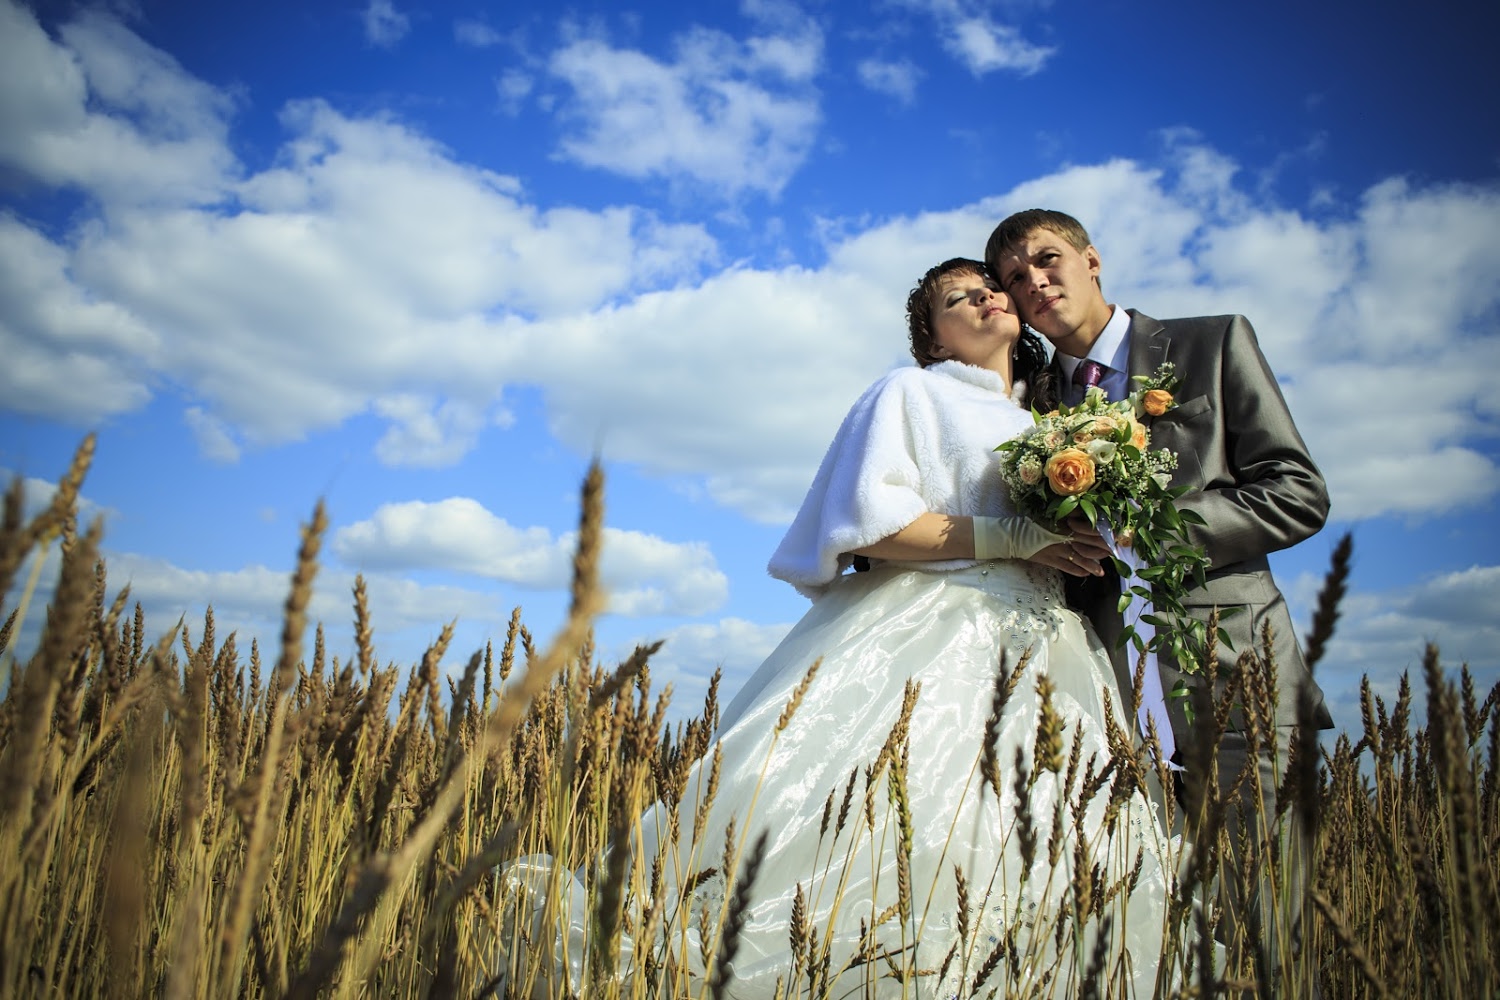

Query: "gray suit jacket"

xmin=1061 ymin=310 xmax=1334 ymax=737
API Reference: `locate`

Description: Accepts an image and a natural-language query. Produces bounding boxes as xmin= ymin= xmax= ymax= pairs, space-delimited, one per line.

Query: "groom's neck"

xmin=1051 ymin=303 xmax=1116 ymax=358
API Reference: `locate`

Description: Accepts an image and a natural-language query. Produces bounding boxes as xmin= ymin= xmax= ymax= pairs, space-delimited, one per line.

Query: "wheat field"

xmin=0 ymin=435 xmax=1494 ymax=999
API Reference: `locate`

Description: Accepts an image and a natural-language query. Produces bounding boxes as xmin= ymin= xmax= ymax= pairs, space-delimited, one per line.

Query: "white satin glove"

xmin=972 ymin=515 xmax=1069 ymax=561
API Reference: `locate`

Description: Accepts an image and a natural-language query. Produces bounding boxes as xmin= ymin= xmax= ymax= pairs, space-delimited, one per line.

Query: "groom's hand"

xmin=1064 ymin=515 xmax=1112 ymax=559
xmin=1031 ymin=515 xmax=1109 ymax=577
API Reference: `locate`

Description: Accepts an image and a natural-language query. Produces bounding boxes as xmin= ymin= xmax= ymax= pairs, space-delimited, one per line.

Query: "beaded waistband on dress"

xmin=894 ymin=560 xmax=1062 ymax=605
xmin=943 ymin=560 xmax=1066 ymax=604
xmin=848 ymin=558 xmax=1066 ymax=605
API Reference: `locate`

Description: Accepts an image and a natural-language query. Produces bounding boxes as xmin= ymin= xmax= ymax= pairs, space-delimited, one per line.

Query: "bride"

xmin=500 ymin=258 xmax=1179 ymax=998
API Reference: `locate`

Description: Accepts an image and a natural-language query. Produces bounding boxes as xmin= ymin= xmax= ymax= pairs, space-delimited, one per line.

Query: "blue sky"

xmin=2 ymin=0 xmax=1498 ymax=734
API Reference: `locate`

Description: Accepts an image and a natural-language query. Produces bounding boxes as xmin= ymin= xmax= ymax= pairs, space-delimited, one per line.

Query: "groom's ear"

xmin=1085 ymin=245 xmax=1103 ymax=285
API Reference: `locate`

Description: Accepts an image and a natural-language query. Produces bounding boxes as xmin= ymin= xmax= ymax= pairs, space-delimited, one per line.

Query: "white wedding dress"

xmin=497 ymin=364 xmax=1177 ymax=998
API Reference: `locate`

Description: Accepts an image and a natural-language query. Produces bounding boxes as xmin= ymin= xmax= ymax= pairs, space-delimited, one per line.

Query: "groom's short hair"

xmin=985 ymin=208 xmax=1093 ymax=265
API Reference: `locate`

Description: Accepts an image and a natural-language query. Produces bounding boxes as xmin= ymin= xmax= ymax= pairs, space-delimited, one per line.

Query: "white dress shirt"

xmin=1055 ymin=305 xmax=1131 ymax=403
xmin=1053 ymin=304 xmax=1179 ymax=767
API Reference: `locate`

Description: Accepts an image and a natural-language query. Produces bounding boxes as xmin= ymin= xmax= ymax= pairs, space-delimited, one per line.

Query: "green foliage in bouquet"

xmin=996 ymin=363 xmax=1223 ymax=676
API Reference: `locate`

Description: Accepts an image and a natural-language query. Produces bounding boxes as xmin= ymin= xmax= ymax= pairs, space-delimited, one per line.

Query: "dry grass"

xmin=0 ymin=438 xmax=1495 ymax=998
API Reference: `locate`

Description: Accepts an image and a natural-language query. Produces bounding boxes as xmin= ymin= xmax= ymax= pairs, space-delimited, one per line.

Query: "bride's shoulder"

xmin=851 ymin=364 xmax=930 ymax=406
xmin=877 ymin=362 xmax=973 ymax=394
xmin=853 ymin=363 xmax=986 ymax=418
xmin=875 ymin=363 xmax=927 ymax=386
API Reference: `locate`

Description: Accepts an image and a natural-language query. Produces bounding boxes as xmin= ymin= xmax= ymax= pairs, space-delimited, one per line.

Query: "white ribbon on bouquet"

xmin=1096 ymin=520 xmax=1179 ymax=769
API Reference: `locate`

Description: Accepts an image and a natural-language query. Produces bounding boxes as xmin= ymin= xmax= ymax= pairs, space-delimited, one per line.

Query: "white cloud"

xmin=332 ymin=497 xmax=728 ymax=617
xmin=546 ymin=17 xmax=823 ymax=197
xmin=335 ymin=497 xmax=559 ymax=578
xmin=0 ymin=214 xmax=158 ymax=421
xmin=0 ymin=4 xmax=716 ymax=447
xmin=885 ymin=0 xmax=1054 ymax=77
xmin=372 ymin=394 xmax=491 ymax=468
xmin=597 ymin=533 xmax=729 ymax=618
xmin=985 ymin=157 xmax=1500 ymax=525
xmin=0 ymin=472 xmax=120 ymax=659
xmin=0 ymin=465 xmax=517 ymax=673
xmin=518 ymin=155 xmax=1499 ymax=530
xmin=618 ymin=616 xmax=794 ymax=714
xmin=454 ymin=19 xmax=503 ymax=48
xmin=944 ymin=15 xmax=1053 ymax=75
xmin=1296 ymin=564 xmax=1500 ymax=737
xmin=108 ymin=554 xmax=347 ymax=629
xmin=522 ymin=266 xmax=914 ymax=524
xmin=1 ymin=545 xmax=65 ymax=659
xmin=184 ymin=406 xmax=241 ymax=463
xmin=856 ymin=58 xmax=921 ymax=103
xmin=362 ymin=0 xmax=410 ymax=48
xmin=0 ymin=1 xmax=237 ymax=207
xmin=94 ymin=551 xmax=512 ymax=671
xmin=4 ymin=3 xmax=1497 ymax=539
xmin=0 ymin=467 xmax=112 ymax=529
xmin=1339 ymin=178 xmax=1500 ymax=359
xmin=53 ymin=549 xmax=765 ymax=715
xmin=2 ymin=528 xmax=519 ymax=692
xmin=496 ymin=70 xmax=534 ymax=115
xmin=1401 ymin=565 xmax=1500 ymax=623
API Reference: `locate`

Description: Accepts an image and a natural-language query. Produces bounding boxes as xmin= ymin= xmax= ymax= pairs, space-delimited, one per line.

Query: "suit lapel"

xmin=1126 ymin=309 xmax=1168 ymax=379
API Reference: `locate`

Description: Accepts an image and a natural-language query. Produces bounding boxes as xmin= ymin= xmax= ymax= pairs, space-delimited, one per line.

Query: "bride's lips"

xmin=983 ymin=305 xmax=1006 ymax=317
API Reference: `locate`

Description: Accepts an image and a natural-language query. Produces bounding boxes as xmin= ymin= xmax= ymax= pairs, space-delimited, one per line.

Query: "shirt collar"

xmin=1055 ymin=305 xmax=1130 ymax=376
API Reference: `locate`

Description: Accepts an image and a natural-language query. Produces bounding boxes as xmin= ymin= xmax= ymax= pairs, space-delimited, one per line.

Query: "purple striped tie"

xmin=1073 ymin=359 xmax=1106 ymax=391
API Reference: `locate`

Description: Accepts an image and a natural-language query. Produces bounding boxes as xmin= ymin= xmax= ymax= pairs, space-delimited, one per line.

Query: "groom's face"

xmin=993 ymin=229 xmax=1109 ymax=346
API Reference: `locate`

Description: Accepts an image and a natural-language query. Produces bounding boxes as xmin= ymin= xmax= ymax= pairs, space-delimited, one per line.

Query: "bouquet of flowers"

xmin=996 ymin=363 xmax=1215 ymax=675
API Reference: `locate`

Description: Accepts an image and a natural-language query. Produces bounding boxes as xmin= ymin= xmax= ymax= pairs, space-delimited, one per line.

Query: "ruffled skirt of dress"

xmin=497 ymin=562 xmax=1177 ymax=999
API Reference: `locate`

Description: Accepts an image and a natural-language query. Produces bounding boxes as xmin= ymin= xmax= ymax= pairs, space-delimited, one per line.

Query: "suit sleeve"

xmin=1174 ymin=316 xmax=1329 ymax=569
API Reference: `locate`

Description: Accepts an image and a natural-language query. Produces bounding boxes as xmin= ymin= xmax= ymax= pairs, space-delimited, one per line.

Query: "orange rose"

xmin=1129 ymin=418 xmax=1148 ymax=450
xmin=1045 ymin=448 xmax=1096 ymax=496
xmin=1143 ymin=389 xmax=1174 ymax=416
xmin=1092 ymin=413 xmax=1124 ymax=441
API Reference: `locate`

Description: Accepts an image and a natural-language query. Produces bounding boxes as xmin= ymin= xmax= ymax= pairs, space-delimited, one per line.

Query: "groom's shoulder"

xmin=1130 ymin=309 xmax=1244 ymax=330
xmin=1130 ymin=310 xmax=1255 ymax=341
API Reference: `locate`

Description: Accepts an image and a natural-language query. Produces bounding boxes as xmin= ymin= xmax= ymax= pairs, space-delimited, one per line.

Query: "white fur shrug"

xmin=768 ymin=361 xmax=1035 ymax=598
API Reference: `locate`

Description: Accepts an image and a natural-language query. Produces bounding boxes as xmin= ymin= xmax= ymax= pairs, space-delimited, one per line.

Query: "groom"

xmin=986 ymin=209 xmax=1333 ymax=969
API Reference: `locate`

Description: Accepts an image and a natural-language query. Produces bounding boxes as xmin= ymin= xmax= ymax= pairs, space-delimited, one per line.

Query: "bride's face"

xmin=929 ymin=270 xmax=1021 ymax=371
